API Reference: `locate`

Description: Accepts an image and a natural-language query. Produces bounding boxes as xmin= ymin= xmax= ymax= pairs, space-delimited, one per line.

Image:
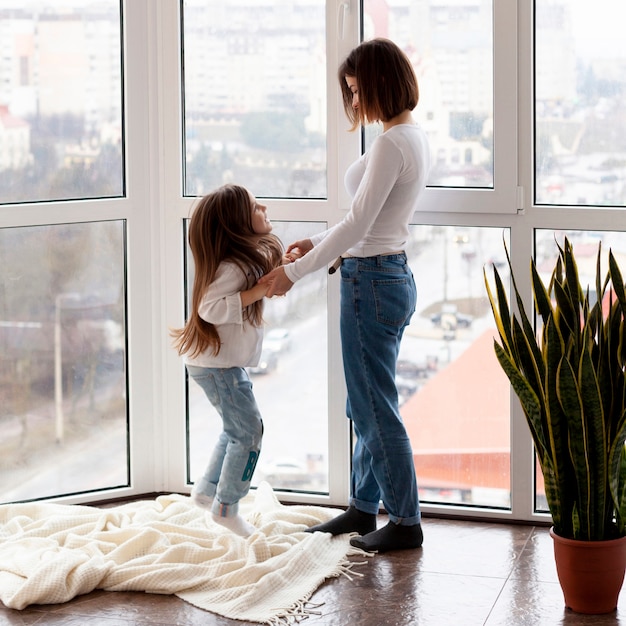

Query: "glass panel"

xmin=187 ymin=221 xmax=328 ymax=494
xmin=403 ymin=225 xmax=511 ymax=507
xmin=0 ymin=221 xmax=128 ymax=503
xmin=363 ymin=0 xmax=494 ymax=188
xmin=534 ymin=229 xmax=626 ymax=511
xmin=535 ymin=1 xmax=626 ymax=207
xmin=182 ymin=0 xmax=327 ymax=198
xmin=0 ymin=2 xmax=124 ymax=204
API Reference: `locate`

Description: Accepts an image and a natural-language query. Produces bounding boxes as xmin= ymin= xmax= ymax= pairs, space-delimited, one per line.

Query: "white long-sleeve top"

xmin=284 ymin=123 xmax=430 ymax=283
xmin=184 ymin=261 xmax=263 ymax=368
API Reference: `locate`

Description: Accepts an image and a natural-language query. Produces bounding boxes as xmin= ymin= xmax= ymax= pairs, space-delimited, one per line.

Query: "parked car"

xmin=430 ymin=304 xmax=473 ymax=328
xmin=396 ymin=376 xmax=418 ymax=406
xmin=247 ymin=349 xmax=278 ymax=375
xmin=395 ymin=357 xmax=439 ymax=405
xmin=257 ymin=458 xmax=310 ymax=489
xmin=263 ymin=327 xmax=291 ymax=353
xmin=397 ymin=356 xmax=438 ymax=379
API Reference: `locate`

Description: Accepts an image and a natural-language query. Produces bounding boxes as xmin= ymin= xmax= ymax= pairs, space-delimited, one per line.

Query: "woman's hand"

xmin=282 ymin=248 xmax=303 ymax=264
xmin=259 ymin=266 xmax=294 ymax=297
xmin=264 ymin=238 xmax=312 ymax=295
xmin=287 ymin=238 xmax=313 ymax=257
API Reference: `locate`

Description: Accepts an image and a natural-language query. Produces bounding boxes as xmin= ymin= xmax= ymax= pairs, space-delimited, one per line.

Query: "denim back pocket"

xmin=372 ymin=277 xmax=414 ymax=327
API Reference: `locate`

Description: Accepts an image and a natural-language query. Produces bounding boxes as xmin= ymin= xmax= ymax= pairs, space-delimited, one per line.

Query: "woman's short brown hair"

xmin=338 ymin=38 xmax=419 ymax=131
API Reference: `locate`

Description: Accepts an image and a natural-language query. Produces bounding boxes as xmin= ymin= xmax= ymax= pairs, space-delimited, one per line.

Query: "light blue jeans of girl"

xmin=340 ymin=253 xmax=421 ymax=526
xmin=186 ymin=365 xmax=263 ymax=518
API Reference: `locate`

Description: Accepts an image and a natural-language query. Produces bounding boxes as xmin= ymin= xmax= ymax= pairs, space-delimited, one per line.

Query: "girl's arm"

xmin=199 ymin=263 xmax=260 ymax=323
xmin=240 ymin=282 xmax=268 ymax=307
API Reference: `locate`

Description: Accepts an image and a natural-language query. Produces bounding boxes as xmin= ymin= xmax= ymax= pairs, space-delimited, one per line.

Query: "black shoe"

xmin=305 ymin=506 xmax=377 ymax=536
xmin=350 ymin=521 xmax=423 ymax=553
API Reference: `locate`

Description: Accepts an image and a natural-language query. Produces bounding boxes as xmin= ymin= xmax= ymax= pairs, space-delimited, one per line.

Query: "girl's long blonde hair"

xmin=171 ymin=184 xmax=283 ymax=359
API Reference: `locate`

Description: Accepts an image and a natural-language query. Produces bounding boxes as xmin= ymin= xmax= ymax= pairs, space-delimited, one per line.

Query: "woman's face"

xmin=249 ymin=193 xmax=272 ymax=235
xmin=345 ymin=75 xmax=359 ymax=111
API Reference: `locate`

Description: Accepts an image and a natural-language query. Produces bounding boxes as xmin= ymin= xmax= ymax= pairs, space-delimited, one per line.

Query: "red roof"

xmin=0 ymin=106 xmax=29 ymax=129
xmin=401 ymin=328 xmax=511 ymax=490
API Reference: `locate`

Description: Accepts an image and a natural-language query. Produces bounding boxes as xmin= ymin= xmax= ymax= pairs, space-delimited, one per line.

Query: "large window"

xmin=0 ymin=0 xmax=132 ymax=506
xmin=180 ymin=0 xmax=331 ymax=496
xmin=186 ymin=221 xmax=329 ymax=493
xmin=359 ymin=0 xmax=513 ymax=508
xmin=535 ymin=0 xmax=626 ymax=207
xmin=401 ymin=225 xmax=511 ymax=507
xmin=0 ymin=2 xmax=124 ymax=204
xmin=530 ymin=0 xmax=626 ymax=515
xmin=0 ymin=221 xmax=128 ymax=503
xmin=532 ymin=229 xmax=626 ymax=512
xmin=182 ymin=0 xmax=326 ymax=198
xmin=364 ymin=0 xmax=494 ymax=189
xmin=2 ymin=0 xmax=624 ymax=529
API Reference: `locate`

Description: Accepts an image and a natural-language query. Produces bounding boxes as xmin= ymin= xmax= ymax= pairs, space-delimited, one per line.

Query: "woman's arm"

xmin=283 ymin=136 xmax=404 ymax=283
xmin=258 ymin=266 xmax=294 ymax=297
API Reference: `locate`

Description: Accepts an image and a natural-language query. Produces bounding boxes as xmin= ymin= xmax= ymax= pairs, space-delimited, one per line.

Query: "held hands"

xmin=261 ymin=238 xmax=312 ymax=297
xmin=281 ymin=244 xmax=309 ymax=264
xmin=282 ymin=248 xmax=302 ymax=264
xmin=288 ymin=238 xmax=313 ymax=257
xmin=258 ymin=266 xmax=293 ymax=297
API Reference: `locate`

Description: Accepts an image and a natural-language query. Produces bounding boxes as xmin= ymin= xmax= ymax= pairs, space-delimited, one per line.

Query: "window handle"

xmin=338 ymin=1 xmax=350 ymax=40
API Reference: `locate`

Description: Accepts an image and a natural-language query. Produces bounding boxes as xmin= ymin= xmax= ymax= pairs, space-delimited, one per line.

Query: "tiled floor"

xmin=1 ymin=515 xmax=625 ymax=626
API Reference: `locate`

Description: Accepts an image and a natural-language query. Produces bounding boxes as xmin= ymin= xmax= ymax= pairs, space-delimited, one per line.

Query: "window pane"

xmin=187 ymin=222 xmax=328 ymax=494
xmin=403 ymin=226 xmax=511 ymax=507
xmin=181 ymin=0 xmax=326 ymax=198
xmin=535 ymin=1 xmax=626 ymax=207
xmin=0 ymin=2 xmax=124 ymax=204
xmin=534 ymin=229 xmax=626 ymax=512
xmin=363 ymin=0 xmax=494 ymax=188
xmin=0 ymin=221 xmax=128 ymax=503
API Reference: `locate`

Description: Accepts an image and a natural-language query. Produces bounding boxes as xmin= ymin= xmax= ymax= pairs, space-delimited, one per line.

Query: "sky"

xmin=570 ymin=0 xmax=626 ymax=59
xmin=8 ymin=0 xmax=626 ymax=61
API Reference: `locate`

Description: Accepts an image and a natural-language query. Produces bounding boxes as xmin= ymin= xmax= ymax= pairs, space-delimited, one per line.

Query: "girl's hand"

xmin=282 ymin=247 xmax=303 ymax=264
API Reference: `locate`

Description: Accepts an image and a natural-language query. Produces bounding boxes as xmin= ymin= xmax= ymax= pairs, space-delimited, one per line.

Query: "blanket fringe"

xmin=265 ymin=600 xmax=324 ymax=625
xmin=346 ymin=544 xmax=376 ymax=558
xmin=264 ymin=548 xmax=372 ymax=624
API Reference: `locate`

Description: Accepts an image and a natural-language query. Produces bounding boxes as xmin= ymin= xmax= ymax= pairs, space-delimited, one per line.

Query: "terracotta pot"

xmin=550 ymin=528 xmax=626 ymax=614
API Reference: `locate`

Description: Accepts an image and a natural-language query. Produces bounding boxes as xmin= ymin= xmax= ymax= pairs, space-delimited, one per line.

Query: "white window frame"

xmin=12 ymin=0 xmax=623 ymax=530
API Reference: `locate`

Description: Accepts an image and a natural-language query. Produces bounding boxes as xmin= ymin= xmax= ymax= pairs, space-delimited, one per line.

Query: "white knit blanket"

xmin=0 ymin=482 xmax=369 ymax=624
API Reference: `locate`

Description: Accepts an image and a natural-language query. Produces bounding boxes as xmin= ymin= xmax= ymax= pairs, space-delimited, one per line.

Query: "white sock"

xmin=190 ymin=486 xmax=214 ymax=511
xmin=211 ymin=513 xmax=256 ymax=538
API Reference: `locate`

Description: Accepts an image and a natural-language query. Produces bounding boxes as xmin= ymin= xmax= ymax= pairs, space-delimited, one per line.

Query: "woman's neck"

xmin=382 ymin=110 xmax=414 ymax=132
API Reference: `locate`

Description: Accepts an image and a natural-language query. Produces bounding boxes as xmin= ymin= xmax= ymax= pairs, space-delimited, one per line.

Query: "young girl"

xmin=171 ymin=184 xmax=285 ymax=537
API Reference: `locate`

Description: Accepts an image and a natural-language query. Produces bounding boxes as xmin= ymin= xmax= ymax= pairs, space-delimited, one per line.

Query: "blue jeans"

xmin=340 ymin=253 xmax=420 ymax=526
xmin=186 ymin=365 xmax=263 ymax=517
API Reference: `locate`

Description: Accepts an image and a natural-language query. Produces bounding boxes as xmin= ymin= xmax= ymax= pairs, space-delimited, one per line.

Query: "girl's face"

xmin=345 ymin=75 xmax=359 ymax=111
xmin=250 ymin=194 xmax=272 ymax=235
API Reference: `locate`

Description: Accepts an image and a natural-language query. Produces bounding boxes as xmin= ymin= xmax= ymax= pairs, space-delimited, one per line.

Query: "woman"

xmin=261 ymin=38 xmax=430 ymax=552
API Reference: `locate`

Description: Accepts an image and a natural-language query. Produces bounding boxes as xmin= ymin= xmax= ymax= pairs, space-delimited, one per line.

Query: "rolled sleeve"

xmin=197 ymin=264 xmax=245 ymax=325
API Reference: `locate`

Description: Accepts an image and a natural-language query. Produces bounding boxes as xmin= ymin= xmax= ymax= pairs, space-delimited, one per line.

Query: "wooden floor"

xmin=2 ymin=514 xmax=625 ymax=625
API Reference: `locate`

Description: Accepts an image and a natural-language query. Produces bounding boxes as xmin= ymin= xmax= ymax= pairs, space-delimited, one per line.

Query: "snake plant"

xmin=485 ymin=236 xmax=626 ymax=541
